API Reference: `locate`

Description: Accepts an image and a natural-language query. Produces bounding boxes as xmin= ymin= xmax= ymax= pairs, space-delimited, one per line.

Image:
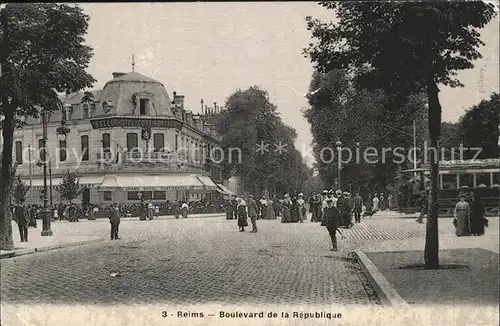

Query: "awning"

xmin=196 ymin=175 xmax=217 ymax=190
xmin=216 ymin=183 xmax=235 ymax=196
xmin=27 ymin=176 xmax=103 ymax=189
xmin=98 ymin=174 xmax=205 ymax=191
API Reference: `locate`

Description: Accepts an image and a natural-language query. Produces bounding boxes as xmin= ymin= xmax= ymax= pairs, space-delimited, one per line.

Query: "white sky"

xmin=79 ymin=2 xmax=499 ymax=165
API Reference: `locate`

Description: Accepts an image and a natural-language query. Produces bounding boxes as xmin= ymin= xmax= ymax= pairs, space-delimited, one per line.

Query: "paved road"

xmin=2 ymin=212 xmax=496 ymax=306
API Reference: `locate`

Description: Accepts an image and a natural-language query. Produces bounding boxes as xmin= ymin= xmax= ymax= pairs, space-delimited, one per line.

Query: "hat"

xmin=298 ymin=193 xmax=303 ymax=197
xmin=322 ymin=190 xmax=328 ymax=194
xmin=343 ymin=192 xmax=349 ymax=196
xmin=248 ymin=194 xmax=254 ymax=198
xmin=284 ymin=194 xmax=290 ymax=198
xmin=335 ymin=190 xmax=342 ymax=195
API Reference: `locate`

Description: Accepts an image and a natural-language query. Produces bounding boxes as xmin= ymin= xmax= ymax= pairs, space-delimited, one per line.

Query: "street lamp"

xmin=39 ymin=110 xmax=52 ymax=236
xmin=336 ymin=140 xmax=343 ymax=191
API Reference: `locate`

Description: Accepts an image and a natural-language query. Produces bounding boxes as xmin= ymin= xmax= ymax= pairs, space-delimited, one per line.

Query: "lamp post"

xmin=336 ymin=140 xmax=343 ymax=191
xmin=40 ymin=110 xmax=52 ymax=236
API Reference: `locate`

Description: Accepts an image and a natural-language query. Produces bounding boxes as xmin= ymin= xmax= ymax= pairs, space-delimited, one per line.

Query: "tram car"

xmin=397 ymin=158 xmax=500 ymax=217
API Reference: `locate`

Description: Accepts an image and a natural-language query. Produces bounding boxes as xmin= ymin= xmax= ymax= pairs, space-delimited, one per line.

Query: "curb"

xmin=354 ymin=250 xmax=409 ymax=307
xmin=0 ymin=238 xmax=104 ymax=259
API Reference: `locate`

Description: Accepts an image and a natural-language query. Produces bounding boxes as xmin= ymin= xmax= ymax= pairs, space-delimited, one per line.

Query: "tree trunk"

xmin=424 ymin=77 xmax=441 ymax=269
xmin=0 ymin=107 xmax=15 ymax=250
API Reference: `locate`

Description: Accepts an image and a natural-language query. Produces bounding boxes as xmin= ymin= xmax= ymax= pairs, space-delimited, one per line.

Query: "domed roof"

xmin=105 ymin=71 xmax=163 ymax=85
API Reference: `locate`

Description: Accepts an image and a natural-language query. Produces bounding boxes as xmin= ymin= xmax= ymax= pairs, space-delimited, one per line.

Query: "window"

xmin=127 ymin=191 xmax=140 ymax=200
xmin=82 ymin=103 xmax=90 ymax=119
xmin=15 ymin=141 xmax=22 ymax=164
xmin=102 ymin=133 xmax=111 ymax=152
xmin=126 ymin=133 xmax=138 ymax=152
xmin=104 ymin=191 xmax=112 ymax=201
xmin=153 ymin=133 xmax=164 ymax=152
xmin=38 ymin=138 xmax=44 ymax=160
xmin=81 ymin=135 xmax=89 ymax=161
xmin=59 ymin=140 xmax=67 ymax=162
xmin=141 ymin=191 xmax=152 ymax=200
xmin=139 ymin=99 xmax=148 ymax=115
xmin=153 ymin=191 xmax=166 ymax=200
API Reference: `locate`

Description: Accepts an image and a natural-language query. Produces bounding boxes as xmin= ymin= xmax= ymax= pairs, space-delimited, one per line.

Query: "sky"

xmin=79 ymin=2 xmax=499 ymax=165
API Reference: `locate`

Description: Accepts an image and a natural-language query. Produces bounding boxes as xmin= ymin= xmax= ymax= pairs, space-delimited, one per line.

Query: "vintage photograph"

xmin=1 ymin=2 xmax=499 ymax=325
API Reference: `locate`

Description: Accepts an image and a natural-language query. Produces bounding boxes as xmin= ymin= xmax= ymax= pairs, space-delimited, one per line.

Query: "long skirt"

xmin=181 ymin=208 xmax=188 ymax=218
xmin=268 ymin=207 xmax=276 ymax=219
xmin=281 ymin=208 xmax=290 ymax=223
xmin=455 ymin=209 xmax=471 ymax=236
xmin=237 ymin=215 xmax=248 ymax=227
xmin=289 ymin=209 xmax=299 ymax=223
xmin=469 ymin=212 xmax=485 ymax=235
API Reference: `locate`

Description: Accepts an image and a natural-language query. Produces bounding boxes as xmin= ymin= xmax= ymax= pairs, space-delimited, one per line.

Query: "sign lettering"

xmin=91 ymin=117 xmax=183 ymax=130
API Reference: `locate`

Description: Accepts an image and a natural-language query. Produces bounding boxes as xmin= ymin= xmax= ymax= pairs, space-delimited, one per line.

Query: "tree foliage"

xmin=304 ymin=69 xmax=427 ymax=194
xmin=57 ymin=171 xmax=84 ymax=204
xmin=216 ymin=86 xmax=308 ymax=196
xmin=0 ymin=3 xmax=95 ymax=250
xmin=459 ymin=92 xmax=500 ymax=159
xmin=304 ymin=1 xmax=497 ymax=269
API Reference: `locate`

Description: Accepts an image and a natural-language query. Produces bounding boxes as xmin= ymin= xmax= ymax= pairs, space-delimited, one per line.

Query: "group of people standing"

xmin=453 ymin=192 xmax=489 ymax=237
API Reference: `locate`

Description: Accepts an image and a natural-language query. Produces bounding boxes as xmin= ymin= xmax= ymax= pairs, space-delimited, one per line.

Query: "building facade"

xmin=6 ymin=70 xmax=234 ymax=205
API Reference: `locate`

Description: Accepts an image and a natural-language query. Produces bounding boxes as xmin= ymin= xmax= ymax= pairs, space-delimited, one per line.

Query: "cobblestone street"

xmin=1 ymin=213 xmax=497 ymax=307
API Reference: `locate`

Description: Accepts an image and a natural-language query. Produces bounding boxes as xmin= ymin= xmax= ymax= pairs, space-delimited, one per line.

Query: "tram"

xmin=397 ymin=158 xmax=500 ymax=217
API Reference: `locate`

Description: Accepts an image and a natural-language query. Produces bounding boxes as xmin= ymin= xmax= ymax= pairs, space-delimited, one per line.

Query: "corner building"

xmin=10 ymin=71 xmax=232 ymax=205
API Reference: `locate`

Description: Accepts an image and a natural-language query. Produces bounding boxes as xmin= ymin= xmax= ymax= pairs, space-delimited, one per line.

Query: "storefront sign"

xmin=91 ymin=117 xmax=183 ymax=130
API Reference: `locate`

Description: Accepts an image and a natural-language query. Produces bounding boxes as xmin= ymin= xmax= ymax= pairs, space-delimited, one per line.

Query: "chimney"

xmin=174 ymin=94 xmax=185 ymax=110
xmin=201 ymin=99 xmax=204 ymax=114
xmin=204 ymin=105 xmax=208 ymax=115
xmin=214 ymin=102 xmax=217 ymax=113
xmin=112 ymin=72 xmax=126 ymax=79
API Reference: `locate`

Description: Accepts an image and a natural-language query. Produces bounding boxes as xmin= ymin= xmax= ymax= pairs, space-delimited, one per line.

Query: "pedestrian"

xmin=470 ymin=192 xmax=488 ymax=236
xmin=181 ymin=201 xmax=189 ymax=218
xmin=247 ymin=195 xmax=258 ymax=233
xmin=372 ymin=193 xmax=379 ymax=212
xmin=353 ymin=192 xmax=363 ymax=223
xmin=225 ymin=198 xmax=234 ymax=220
xmin=388 ymin=193 xmax=395 ymax=211
xmin=109 ymin=203 xmax=121 ymax=240
xmin=14 ymin=202 xmax=29 ymax=242
xmin=281 ymin=194 xmax=291 ymax=223
xmin=454 ymin=193 xmax=471 ymax=237
xmin=297 ymin=193 xmax=305 ymax=223
xmin=236 ymin=197 xmax=248 ymax=232
xmin=272 ymin=195 xmax=281 ymax=217
xmin=172 ymin=200 xmax=180 ymax=219
xmin=338 ymin=191 xmax=353 ymax=228
xmin=416 ymin=190 xmax=429 ymax=224
xmin=322 ymin=197 xmax=341 ymax=251
xmin=268 ymin=197 xmax=276 ymax=220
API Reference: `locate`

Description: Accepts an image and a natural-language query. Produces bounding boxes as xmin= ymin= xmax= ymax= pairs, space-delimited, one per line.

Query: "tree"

xmin=459 ymin=92 xmax=500 ymax=159
xmin=0 ymin=4 xmax=95 ymax=249
xmin=304 ymin=69 xmax=427 ymax=195
xmin=12 ymin=175 xmax=30 ymax=204
xmin=57 ymin=171 xmax=84 ymax=204
xmin=440 ymin=122 xmax=462 ymax=160
xmin=216 ymin=86 xmax=308 ymax=196
xmin=304 ymin=1 xmax=497 ymax=268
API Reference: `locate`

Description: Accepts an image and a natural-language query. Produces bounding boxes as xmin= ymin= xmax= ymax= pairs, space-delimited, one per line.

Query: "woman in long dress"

xmin=281 ymin=194 xmax=291 ymax=223
xmin=372 ymin=194 xmax=379 ymax=212
xmin=469 ymin=193 xmax=486 ymax=236
xmin=454 ymin=194 xmax=471 ymax=236
xmin=236 ymin=198 xmax=248 ymax=232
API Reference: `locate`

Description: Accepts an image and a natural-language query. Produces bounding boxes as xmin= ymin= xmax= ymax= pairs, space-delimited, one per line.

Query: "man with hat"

xmin=297 ymin=193 xmax=305 ymax=223
xmin=323 ymin=197 xmax=341 ymax=251
xmin=13 ymin=202 xmax=29 ymax=242
xmin=109 ymin=202 xmax=121 ymax=240
xmin=352 ymin=192 xmax=363 ymax=223
xmin=247 ymin=194 xmax=259 ymax=233
xmin=337 ymin=191 xmax=353 ymax=228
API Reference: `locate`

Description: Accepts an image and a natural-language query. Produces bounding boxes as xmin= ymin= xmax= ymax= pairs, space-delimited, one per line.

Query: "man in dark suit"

xmin=247 ymin=195 xmax=259 ymax=233
xmin=353 ymin=192 xmax=363 ymax=223
xmin=323 ymin=198 xmax=341 ymax=251
xmin=109 ymin=203 xmax=121 ymax=240
xmin=14 ymin=202 xmax=29 ymax=242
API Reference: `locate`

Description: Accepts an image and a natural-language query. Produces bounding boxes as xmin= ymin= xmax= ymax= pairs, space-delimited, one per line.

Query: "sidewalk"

xmin=355 ymin=216 xmax=499 ymax=312
xmin=1 ymin=223 xmax=103 ymax=259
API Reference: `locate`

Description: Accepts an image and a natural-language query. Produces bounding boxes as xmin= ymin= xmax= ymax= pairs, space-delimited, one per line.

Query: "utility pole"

xmin=413 ymin=119 xmax=417 ymax=179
